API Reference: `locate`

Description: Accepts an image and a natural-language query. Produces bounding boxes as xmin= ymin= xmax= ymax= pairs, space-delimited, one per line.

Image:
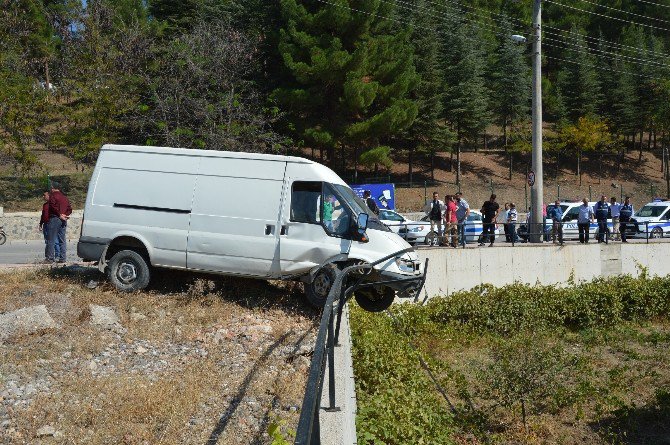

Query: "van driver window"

xmin=322 ymin=184 xmax=348 ymax=237
xmin=291 ymin=181 xmax=322 ymax=224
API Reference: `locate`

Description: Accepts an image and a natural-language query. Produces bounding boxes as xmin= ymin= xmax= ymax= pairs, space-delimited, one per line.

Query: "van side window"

xmin=322 ymin=183 xmax=349 ymax=237
xmin=291 ymin=182 xmax=322 ymax=224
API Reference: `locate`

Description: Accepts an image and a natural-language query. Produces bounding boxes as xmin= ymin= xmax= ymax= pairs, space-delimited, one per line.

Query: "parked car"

xmin=632 ymin=200 xmax=670 ymax=238
xmin=377 ymin=209 xmax=415 ymax=234
xmin=398 ymin=210 xmax=500 ymax=245
xmin=77 ymin=144 xmax=425 ymax=311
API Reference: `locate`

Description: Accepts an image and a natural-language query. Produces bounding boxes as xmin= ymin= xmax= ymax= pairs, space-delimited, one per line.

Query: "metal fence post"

xmin=557 ymin=184 xmax=560 ymax=201
xmin=324 ymin=310 xmax=339 ymax=413
xmin=424 ymin=181 xmax=427 ymax=204
xmin=589 ymin=185 xmax=592 ymax=202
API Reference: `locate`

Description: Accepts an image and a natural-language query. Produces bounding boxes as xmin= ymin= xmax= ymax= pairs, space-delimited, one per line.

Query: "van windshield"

xmin=333 ymin=184 xmax=369 ymax=216
xmin=636 ymin=205 xmax=668 ymax=218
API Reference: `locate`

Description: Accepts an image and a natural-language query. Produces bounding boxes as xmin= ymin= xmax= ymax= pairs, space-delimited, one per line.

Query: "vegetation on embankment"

xmin=351 ymin=272 xmax=670 ymax=444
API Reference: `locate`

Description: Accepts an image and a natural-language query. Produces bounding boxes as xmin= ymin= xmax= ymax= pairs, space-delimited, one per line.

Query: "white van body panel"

xmin=187 ymin=157 xmax=286 ymax=276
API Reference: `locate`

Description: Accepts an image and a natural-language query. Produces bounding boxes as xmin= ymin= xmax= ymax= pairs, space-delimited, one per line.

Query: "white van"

xmin=77 ymin=145 xmax=424 ymax=310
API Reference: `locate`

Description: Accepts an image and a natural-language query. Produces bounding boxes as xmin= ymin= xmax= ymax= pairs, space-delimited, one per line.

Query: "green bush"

xmin=424 ymin=275 xmax=670 ymax=335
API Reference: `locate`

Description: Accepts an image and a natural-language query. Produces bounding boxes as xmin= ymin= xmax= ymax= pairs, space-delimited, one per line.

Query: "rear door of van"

xmin=186 ymin=156 xmax=284 ymax=277
xmin=87 ymin=149 xmax=198 ymax=268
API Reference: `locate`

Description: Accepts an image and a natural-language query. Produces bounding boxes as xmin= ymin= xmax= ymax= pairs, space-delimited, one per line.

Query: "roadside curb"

xmin=320 ymin=303 xmax=357 ymax=445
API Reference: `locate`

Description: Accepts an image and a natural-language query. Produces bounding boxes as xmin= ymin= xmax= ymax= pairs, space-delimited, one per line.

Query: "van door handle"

xmin=280 ymin=225 xmax=288 ymax=235
xmin=265 ymin=225 xmax=274 ymax=235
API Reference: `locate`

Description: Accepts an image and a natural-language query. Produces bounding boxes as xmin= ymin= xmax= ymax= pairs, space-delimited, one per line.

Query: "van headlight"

xmin=395 ymin=257 xmax=416 ymax=273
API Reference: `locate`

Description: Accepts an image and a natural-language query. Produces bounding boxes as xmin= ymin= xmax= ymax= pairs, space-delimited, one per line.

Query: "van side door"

xmin=186 ymin=158 xmax=285 ymax=277
xmin=278 ymin=178 xmax=352 ymax=276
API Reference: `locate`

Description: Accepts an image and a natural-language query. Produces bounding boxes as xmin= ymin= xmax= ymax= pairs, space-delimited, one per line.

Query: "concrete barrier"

xmin=418 ymin=243 xmax=670 ymax=298
xmin=0 ymin=210 xmax=82 ymax=241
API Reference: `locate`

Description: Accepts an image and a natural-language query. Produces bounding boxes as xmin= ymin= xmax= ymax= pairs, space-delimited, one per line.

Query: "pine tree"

xmin=489 ymin=16 xmax=529 ymax=180
xmin=402 ymin=0 xmax=445 ymax=183
xmin=274 ymin=0 xmax=419 ymax=178
xmin=556 ymin=27 xmax=601 ymax=123
xmin=441 ymin=21 xmax=491 ymax=185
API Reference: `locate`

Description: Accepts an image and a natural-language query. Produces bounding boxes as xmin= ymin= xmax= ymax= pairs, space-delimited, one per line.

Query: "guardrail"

xmin=294 ymin=249 xmax=427 ymax=445
xmin=382 ymin=219 xmax=667 ymax=247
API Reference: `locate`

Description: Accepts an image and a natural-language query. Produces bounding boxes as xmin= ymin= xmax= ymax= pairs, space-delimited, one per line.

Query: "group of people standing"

xmin=39 ymin=182 xmax=72 ymax=263
xmin=423 ymin=191 xmax=636 ymax=247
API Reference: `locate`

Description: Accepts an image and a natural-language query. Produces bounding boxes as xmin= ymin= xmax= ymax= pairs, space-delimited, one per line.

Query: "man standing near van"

xmin=550 ymin=200 xmax=564 ymax=245
xmin=480 ymin=194 xmax=500 ymax=247
xmin=423 ymin=192 xmax=445 ymax=245
xmin=45 ymin=182 xmax=72 ymax=264
xmin=594 ymin=195 xmax=610 ymax=243
xmin=40 ymin=191 xmax=61 ymax=260
xmin=444 ymin=195 xmax=458 ymax=247
xmin=619 ymin=196 xmax=634 ymax=243
xmin=578 ymin=198 xmax=594 ymax=244
xmin=363 ymin=190 xmax=379 ymax=216
xmin=455 ymin=192 xmax=470 ymax=247
xmin=609 ymin=196 xmax=621 ymax=241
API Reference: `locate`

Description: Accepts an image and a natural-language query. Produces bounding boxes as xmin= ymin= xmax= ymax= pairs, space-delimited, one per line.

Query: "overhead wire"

xmin=313 ymin=0 xmax=666 ymax=82
xmin=630 ymin=0 xmax=670 ymax=9
xmin=576 ymin=0 xmax=670 ymax=24
xmin=544 ymin=0 xmax=670 ymax=33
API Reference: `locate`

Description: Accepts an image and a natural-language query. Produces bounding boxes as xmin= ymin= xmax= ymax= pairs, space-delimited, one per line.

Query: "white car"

xmin=632 ymin=200 xmax=670 ymax=238
xmin=377 ymin=209 xmax=416 ymax=234
xmin=399 ymin=210 xmax=500 ymax=245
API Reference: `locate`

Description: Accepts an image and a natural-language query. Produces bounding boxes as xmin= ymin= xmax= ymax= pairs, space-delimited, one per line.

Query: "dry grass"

xmin=0 ymin=267 xmax=317 ymax=444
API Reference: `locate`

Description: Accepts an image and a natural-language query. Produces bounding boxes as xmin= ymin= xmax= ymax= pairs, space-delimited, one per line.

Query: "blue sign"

xmin=351 ymin=183 xmax=396 ymax=211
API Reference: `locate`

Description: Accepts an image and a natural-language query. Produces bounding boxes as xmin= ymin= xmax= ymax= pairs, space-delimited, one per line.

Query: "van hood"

xmin=350 ymin=227 xmax=418 ymax=264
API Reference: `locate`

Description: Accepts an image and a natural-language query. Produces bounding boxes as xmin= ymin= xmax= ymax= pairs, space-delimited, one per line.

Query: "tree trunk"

xmin=353 ymin=146 xmax=358 ymax=182
xmin=555 ymin=151 xmax=560 ymax=179
xmin=503 ymin=122 xmax=508 ymax=150
xmin=340 ymin=145 xmax=345 ymax=175
xmin=319 ymin=147 xmax=324 ymax=161
xmin=44 ymin=59 xmax=50 ymax=99
xmin=456 ymin=139 xmax=462 ymax=186
xmin=449 ymin=151 xmax=453 ymax=172
xmin=484 ymin=133 xmax=488 ymax=150
xmin=327 ymin=146 xmax=335 ymax=165
xmin=509 ymin=151 xmax=513 ymax=181
xmin=639 ymin=129 xmax=644 ymax=161
xmin=408 ymin=145 xmax=414 ymax=186
xmin=578 ymin=149 xmax=582 ymax=186
xmin=630 ymin=132 xmax=635 ymax=153
xmin=430 ymin=149 xmax=435 ymax=181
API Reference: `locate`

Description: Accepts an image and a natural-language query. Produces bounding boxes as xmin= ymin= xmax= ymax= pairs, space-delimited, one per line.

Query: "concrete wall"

xmin=0 ymin=211 xmax=83 ymax=241
xmin=417 ymin=243 xmax=670 ymax=298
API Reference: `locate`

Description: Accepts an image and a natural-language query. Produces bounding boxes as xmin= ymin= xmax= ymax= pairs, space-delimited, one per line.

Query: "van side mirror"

xmin=352 ymin=213 xmax=369 ymax=242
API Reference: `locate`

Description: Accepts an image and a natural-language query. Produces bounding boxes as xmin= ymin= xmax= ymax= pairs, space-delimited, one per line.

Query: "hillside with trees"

xmin=1 ymin=0 xmax=670 ymax=202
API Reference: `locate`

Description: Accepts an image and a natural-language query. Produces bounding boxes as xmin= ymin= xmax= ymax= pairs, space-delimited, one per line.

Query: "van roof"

xmin=101 ymin=144 xmax=314 ymax=164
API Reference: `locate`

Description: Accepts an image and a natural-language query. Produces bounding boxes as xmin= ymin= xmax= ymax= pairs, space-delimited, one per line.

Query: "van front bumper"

xmin=77 ymin=236 xmax=109 ymax=262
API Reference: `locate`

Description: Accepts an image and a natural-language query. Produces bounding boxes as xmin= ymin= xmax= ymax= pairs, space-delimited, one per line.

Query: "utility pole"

xmin=530 ymin=0 xmax=544 ymax=243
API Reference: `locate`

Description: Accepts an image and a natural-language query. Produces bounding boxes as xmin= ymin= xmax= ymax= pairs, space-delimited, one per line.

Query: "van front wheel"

xmin=355 ymin=286 xmax=395 ymax=312
xmin=305 ymin=264 xmax=338 ymax=308
xmin=108 ymin=249 xmax=151 ymax=292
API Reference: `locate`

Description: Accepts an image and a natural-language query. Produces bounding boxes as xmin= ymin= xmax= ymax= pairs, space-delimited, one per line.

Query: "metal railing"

xmin=382 ymin=219 xmax=667 ymax=247
xmin=294 ymin=249 xmax=427 ymax=445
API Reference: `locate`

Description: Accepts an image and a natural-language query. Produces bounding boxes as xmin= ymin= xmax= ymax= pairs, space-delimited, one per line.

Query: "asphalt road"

xmin=0 ymin=239 xmax=81 ymax=264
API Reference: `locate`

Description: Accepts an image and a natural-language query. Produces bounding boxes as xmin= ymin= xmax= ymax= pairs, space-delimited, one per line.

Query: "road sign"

xmin=528 ymin=171 xmax=536 ymax=187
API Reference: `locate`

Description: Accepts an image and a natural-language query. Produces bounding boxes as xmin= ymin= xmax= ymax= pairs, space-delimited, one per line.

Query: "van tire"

xmin=305 ymin=264 xmax=338 ymax=308
xmin=355 ymin=286 xmax=395 ymax=312
xmin=108 ymin=249 xmax=151 ymax=292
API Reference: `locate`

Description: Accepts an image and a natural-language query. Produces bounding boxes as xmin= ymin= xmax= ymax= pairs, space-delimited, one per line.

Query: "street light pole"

xmin=530 ymin=0 xmax=544 ymax=243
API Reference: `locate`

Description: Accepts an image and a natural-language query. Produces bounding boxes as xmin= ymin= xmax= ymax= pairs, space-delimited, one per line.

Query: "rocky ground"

xmin=0 ymin=267 xmax=318 ymax=444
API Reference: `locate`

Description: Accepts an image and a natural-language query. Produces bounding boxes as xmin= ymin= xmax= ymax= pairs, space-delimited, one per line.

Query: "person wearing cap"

xmin=45 ymin=181 xmax=72 ymax=264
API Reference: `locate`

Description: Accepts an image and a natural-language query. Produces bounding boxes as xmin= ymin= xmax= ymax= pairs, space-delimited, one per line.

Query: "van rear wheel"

xmin=355 ymin=286 xmax=395 ymax=312
xmin=305 ymin=264 xmax=338 ymax=308
xmin=108 ymin=249 xmax=151 ymax=292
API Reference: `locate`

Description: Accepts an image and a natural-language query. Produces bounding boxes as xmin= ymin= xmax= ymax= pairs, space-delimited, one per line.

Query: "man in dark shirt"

xmin=45 ymin=182 xmax=72 ymax=263
xmin=480 ymin=194 xmax=500 ymax=247
xmin=363 ymin=190 xmax=379 ymax=215
xmin=594 ymin=195 xmax=610 ymax=243
xmin=39 ymin=191 xmax=61 ymax=260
